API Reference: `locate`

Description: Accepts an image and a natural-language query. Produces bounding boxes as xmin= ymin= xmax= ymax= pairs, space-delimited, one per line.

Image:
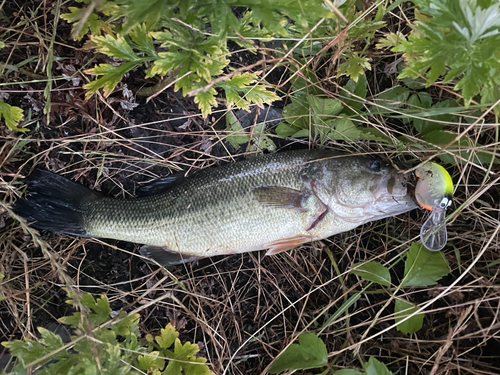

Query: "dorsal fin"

xmin=135 ymin=172 xmax=186 ymax=197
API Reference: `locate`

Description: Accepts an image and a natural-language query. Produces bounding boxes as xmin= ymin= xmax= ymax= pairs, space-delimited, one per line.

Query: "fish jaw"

xmin=323 ymin=165 xmax=417 ymax=224
xmin=360 ymin=171 xmax=418 ymax=221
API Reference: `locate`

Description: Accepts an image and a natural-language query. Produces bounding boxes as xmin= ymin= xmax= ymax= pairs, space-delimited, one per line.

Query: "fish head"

xmin=319 ymin=156 xmax=418 ymax=222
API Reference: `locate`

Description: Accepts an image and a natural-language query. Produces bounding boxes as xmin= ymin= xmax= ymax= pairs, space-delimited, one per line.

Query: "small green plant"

xmin=277 ymin=76 xmax=390 ymax=144
xmin=370 ymin=85 xmax=499 ymax=165
xmin=269 ymin=332 xmax=394 ymax=374
xmin=268 ymin=333 xmax=328 ymax=373
xmin=351 ymin=242 xmax=449 ymax=334
xmin=60 ymin=0 xmax=336 ymax=117
xmin=2 ymin=293 xmax=213 ymax=375
xmin=0 ymin=100 xmax=25 ymax=132
xmin=381 ymin=0 xmax=500 ymax=114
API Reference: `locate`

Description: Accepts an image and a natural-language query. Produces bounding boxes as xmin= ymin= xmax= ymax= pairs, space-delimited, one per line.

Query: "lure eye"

xmin=368 ymin=160 xmax=381 ymax=172
xmin=437 ymin=197 xmax=451 ymax=210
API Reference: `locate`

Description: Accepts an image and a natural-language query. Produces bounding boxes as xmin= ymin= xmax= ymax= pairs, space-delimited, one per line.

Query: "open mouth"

xmin=371 ymin=171 xmax=415 ymax=203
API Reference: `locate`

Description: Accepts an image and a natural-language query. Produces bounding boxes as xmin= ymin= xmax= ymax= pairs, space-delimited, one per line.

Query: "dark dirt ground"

xmin=2 ymin=1 xmax=500 ymax=375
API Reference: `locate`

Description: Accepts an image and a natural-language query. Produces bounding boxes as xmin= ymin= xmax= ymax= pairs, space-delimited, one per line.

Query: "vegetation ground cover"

xmin=1 ymin=0 xmax=500 ymax=374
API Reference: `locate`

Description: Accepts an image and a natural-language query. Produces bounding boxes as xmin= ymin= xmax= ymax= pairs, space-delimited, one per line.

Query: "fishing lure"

xmin=415 ymin=162 xmax=453 ymax=251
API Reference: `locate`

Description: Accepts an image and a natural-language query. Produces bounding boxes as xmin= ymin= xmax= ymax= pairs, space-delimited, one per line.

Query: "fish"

xmin=13 ymin=149 xmax=418 ymax=265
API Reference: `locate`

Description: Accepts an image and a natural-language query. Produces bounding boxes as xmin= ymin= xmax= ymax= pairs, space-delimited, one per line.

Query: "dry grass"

xmin=1 ymin=1 xmax=500 ymax=374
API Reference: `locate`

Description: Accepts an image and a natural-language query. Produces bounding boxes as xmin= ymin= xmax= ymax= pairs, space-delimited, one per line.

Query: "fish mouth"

xmin=371 ymin=171 xmax=416 ymax=205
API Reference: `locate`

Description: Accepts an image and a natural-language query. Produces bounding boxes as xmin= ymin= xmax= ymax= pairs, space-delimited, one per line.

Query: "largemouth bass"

xmin=13 ymin=149 xmax=418 ymax=265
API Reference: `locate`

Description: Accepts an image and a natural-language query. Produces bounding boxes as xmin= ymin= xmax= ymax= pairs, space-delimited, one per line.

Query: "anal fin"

xmin=264 ymin=235 xmax=310 ymax=255
xmin=140 ymin=245 xmax=200 ymax=266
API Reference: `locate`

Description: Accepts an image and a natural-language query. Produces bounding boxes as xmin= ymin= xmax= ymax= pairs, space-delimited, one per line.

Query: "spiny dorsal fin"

xmin=135 ymin=173 xmax=186 ymax=197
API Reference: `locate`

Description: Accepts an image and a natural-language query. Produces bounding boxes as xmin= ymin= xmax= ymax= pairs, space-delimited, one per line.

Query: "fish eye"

xmin=368 ymin=160 xmax=382 ymax=172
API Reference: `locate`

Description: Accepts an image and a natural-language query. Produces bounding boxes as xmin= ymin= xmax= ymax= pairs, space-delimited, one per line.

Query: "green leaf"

xmin=351 ymin=261 xmax=391 ymax=287
xmin=290 ymin=65 xmax=322 ymax=95
xmin=91 ymin=34 xmax=140 ymax=61
xmin=129 ymin=24 xmax=157 ymax=57
xmin=371 ymin=87 xmax=410 ymax=114
xmin=241 ymin=85 xmax=279 ymax=110
xmin=308 ymin=95 xmax=343 ymax=117
xmin=248 ymin=123 xmax=276 ymax=153
xmin=146 ymin=51 xmax=186 ymax=78
xmin=328 ymin=117 xmax=360 ymax=141
xmin=363 ymin=356 xmax=393 ymax=375
xmin=165 ymin=338 xmax=213 ymax=375
xmin=282 ymin=92 xmax=310 ymax=130
xmin=395 ymin=0 xmax=500 ymax=107
xmin=337 ymin=55 xmax=371 ymax=82
xmin=422 ymin=130 xmax=500 ymax=165
xmin=84 ymin=62 xmax=138 ymax=98
xmin=218 ymin=73 xmax=270 ymax=111
xmin=37 ymin=327 xmax=65 ymax=352
xmin=394 ymin=298 xmax=424 ymax=335
xmin=194 ymin=88 xmax=218 ymax=118
xmin=275 ymin=122 xmax=303 ymax=138
xmin=138 ymin=350 xmax=165 ymax=371
xmin=375 ymin=31 xmax=406 ymax=49
xmin=112 ymin=312 xmax=140 ymax=337
xmin=224 ymin=72 xmax=256 ymax=88
xmin=225 ymin=111 xmax=250 ymax=148
xmin=268 ymin=333 xmax=328 ymax=374
xmin=155 ymin=323 xmax=179 ymax=349
xmin=480 ymin=81 xmax=500 ymax=116
xmin=340 ymin=76 xmax=367 ymax=112
xmin=118 ymin=0 xmax=170 ymax=34
xmin=0 ymin=101 xmax=25 ymax=132
xmin=334 ymin=370 xmax=363 ymax=375
xmin=328 ymin=116 xmax=391 ymax=143
xmin=2 ymin=328 xmax=68 ymax=367
xmin=401 ymin=242 xmax=449 ymax=287
xmin=61 ymin=7 xmax=109 ymax=40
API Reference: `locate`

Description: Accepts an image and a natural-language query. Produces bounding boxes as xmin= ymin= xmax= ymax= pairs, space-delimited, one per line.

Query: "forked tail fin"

xmin=13 ymin=169 xmax=101 ymax=236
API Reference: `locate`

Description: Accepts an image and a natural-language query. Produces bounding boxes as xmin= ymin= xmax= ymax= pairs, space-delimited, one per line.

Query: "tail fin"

xmin=13 ymin=169 xmax=101 ymax=236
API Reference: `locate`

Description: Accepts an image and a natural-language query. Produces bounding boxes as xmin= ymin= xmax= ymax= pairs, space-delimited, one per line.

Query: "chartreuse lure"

xmin=415 ymin=162 xmax=453 ymax=251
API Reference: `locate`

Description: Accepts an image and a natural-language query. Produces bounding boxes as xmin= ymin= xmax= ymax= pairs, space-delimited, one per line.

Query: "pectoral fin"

xmin=264 ymin=236 xmax=311 ymax=255
xmin=140 ymin=245 xmax=200 ymax=266
xmin=253 ymin=186 xmax=310 ymax=211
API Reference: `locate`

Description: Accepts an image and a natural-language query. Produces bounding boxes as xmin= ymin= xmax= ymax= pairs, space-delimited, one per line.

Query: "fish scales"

xmin=14 ymin=149 xmax=418 ymax=264
xmin=84 ymin=150 xmax=334 ymax=256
